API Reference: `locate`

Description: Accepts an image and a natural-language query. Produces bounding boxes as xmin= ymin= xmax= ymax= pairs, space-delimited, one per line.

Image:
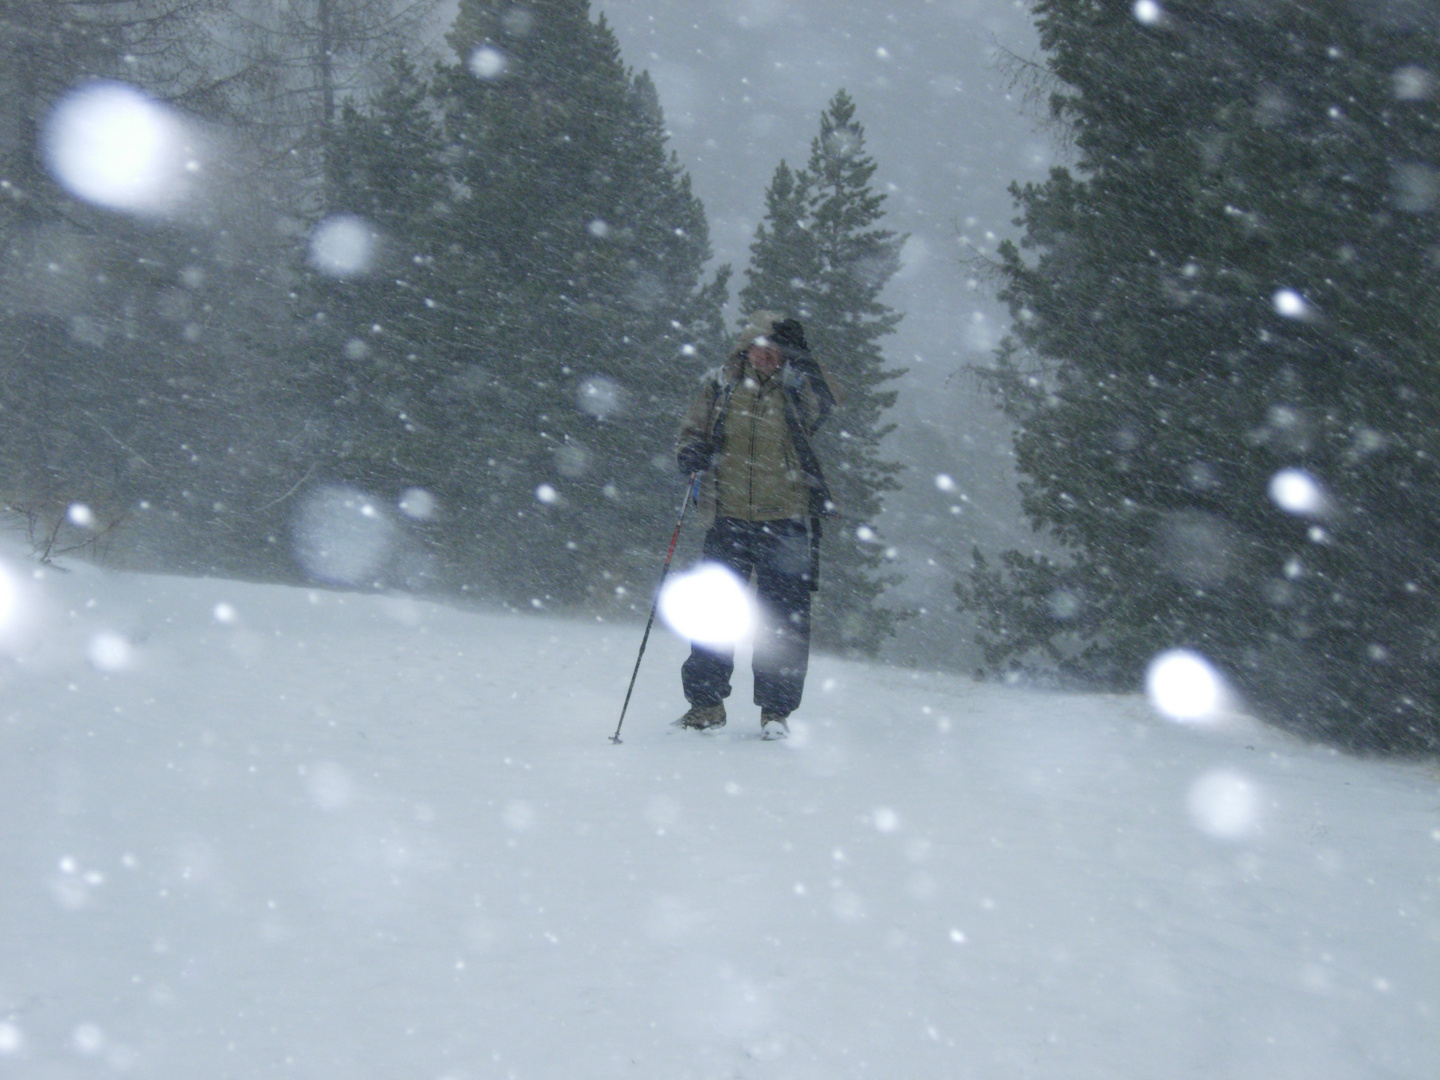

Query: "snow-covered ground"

xmin=0 ymin=556 xmax=1436 ymax=1079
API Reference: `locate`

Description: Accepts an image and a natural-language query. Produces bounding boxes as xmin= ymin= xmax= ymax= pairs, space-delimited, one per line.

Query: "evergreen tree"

xmin=306 ymin=54 xmax=450 ymax=494
xmin=300 ymin=0 xmax=727 ymax=601
xmin=741 ymin=161 xmax=818 ymax=321
xmin=741 ymin=90 xmax=904 ymax=655
xmin=965 ymin=0 xmax=1440 ymax=754
xmin=418 ymin=0 xmax=727 ymax=604
xmin=329 ymin=56 xmax=449 ymax=233
xmin=212 ymin=0 xmax=443 ymax=213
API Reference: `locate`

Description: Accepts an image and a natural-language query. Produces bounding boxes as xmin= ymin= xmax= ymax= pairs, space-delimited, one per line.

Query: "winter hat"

xmin=735 ymin=310 xmax=785 ymax=354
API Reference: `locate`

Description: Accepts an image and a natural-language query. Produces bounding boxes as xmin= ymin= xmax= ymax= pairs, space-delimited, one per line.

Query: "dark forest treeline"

xmin=966 ymin=0 xmax=1440 ymax=754
xmin=0 ymin=0 xmax=905 ymax=648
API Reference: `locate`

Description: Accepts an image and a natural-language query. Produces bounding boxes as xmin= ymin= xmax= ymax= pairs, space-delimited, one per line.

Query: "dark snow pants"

xmin=682 ymin=517 xmax=812 ymax=716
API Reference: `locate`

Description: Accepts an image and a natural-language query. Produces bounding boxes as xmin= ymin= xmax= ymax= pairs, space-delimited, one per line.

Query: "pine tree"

xmin=740 ymin=161 xmax=817 ymax=321
xmin=210 ymin=0 xmax=443 ymax=213
xmin=305 ymin=54 xmax=450 ymax=491
xmin=966 ymin=0 xmax=1440 ymax=754
xmin=741 ymin=90 xmax=905 ymax=655
xmin=308 ymin=0 xmax=727 ymax=602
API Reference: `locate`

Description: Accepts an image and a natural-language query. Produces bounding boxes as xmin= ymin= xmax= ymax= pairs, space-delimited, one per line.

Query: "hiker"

xmin=672 ymin=311 xmax=837 ymax=740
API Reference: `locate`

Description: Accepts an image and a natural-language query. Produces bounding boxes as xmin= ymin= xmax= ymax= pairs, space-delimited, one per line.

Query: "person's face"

xmin=748 ymin=342 xmax=783 ymax=377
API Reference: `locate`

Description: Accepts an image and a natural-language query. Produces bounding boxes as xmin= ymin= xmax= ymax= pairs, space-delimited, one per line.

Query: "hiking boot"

xmin=672 ymin=702 xmax=726 ymax=731
xmin=760 ymin=710 xmax=790 ymax=740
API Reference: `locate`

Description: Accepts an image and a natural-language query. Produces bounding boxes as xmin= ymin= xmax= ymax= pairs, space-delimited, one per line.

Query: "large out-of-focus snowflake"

xmin=43 ymin=81 xmax=193 ymax=215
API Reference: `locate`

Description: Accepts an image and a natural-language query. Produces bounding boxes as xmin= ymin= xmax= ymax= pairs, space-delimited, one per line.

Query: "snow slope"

xmin=0 ymin=559 xmax=1436 ymax=1079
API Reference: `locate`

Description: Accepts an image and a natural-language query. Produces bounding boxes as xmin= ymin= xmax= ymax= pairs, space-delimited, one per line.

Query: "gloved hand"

xmin=772 ymin=317 xmax=821 ymax=384
xmin=677 ymin=439 xmax=713 ymax=475
xmin=770 ymin=318 xmax=808 ymax=355
xmin=781 ymin=349 xmax=824 ymax=395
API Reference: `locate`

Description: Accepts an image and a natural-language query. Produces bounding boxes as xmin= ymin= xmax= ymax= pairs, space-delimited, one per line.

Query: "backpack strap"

xmin=707 ymin=373 xmax=737 ymax=452
xmin=806 ymin=515 xmax=823 ymax=592
xmin=781 ymin=381 xmax=833 ymax=520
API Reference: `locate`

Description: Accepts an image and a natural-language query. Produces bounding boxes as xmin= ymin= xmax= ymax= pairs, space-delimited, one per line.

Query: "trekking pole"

xmin=609 ymin=474 xmax=700 ymax=744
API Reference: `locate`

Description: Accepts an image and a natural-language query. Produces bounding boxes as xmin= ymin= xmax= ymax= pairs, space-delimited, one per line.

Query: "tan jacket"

xmin=677 ymin=350 xmax=835 ymax=524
